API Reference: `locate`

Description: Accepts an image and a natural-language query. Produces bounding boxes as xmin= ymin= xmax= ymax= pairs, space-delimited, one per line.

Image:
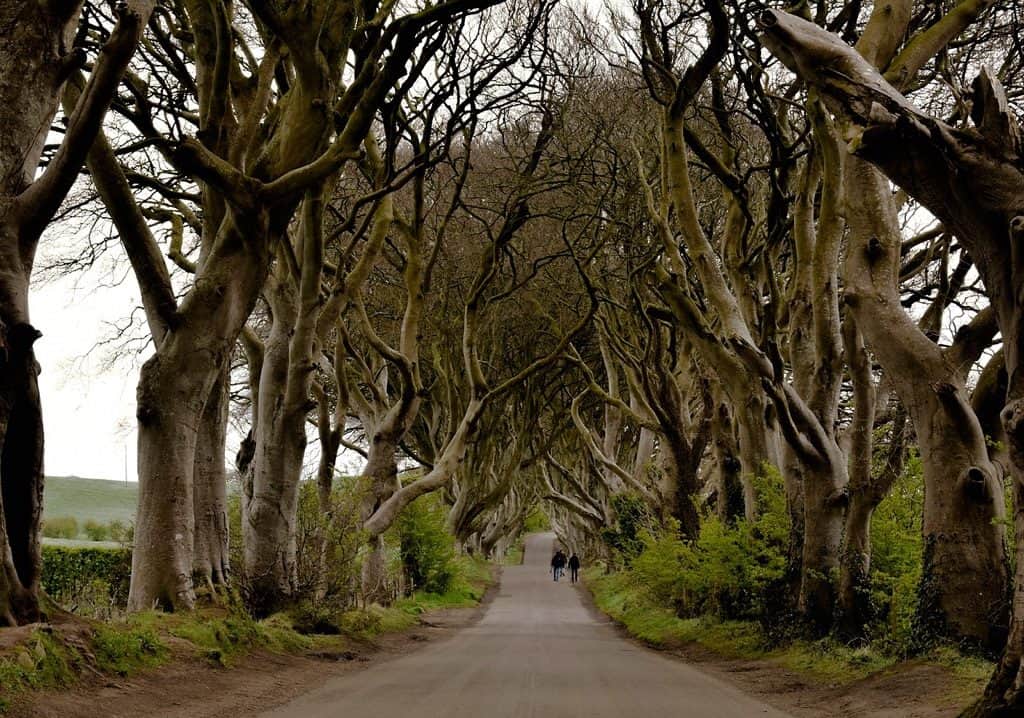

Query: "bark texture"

xmin=193 ymin=368 xmax=230 ymax=591
xmin=128 ymin=0 xmax=482 ymax=610
xmin=0 ymin=0 xmax=153 ymax=623
xmin=760 ymin=7 xmax=1022 ymax=698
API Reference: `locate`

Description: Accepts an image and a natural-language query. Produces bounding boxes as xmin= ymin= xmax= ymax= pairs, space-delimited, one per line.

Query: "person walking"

xmin=568 ymin=553 xmax=581 ymax=584
xmin=551 ymin=549 xmax=566 ymax=581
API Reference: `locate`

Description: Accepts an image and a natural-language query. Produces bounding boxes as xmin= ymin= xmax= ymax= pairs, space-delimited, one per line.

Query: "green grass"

xmin=0 ymin=624 xmax=162 ymax=712
xmin=130 ymin=610 xmax=313 ymax=666
xmin=503 ymin=539 xmax=525 ymax=565
xmin=0 ymin=606 xmax=363 ymax=711
xmin=2 ymin=547 xmax=496 ymax=712
xmin=390 ymin=555 xmax=494 ymax=619
xmin=585 ymin=568 xmax=992 ymax=687
xmin=44 ymin=476 xmax=137 ymax=525
xmin=0 ymin=630 xmax=79 ymax=704
xmin=90 ymin=624 xmax=167 ymax=675
xmin=289 ymin=555 xmax=495 ymax=640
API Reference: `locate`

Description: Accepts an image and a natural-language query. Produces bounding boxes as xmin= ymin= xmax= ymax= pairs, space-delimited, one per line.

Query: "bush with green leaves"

xmin=628 ymin=468 xmax=790 ymax=621
xmin=41 ymin=516 xmax=79 ymax=540
xmin=82 ymin=519 xmax=109 ymax=542
xmin=108 ymin=520 xmax=134 ymax=546
xmin=522 ymin=508 xmax=550 ymax=533
xmin=294 ymin=477 xmax=367 ymax=603
xmin=601 ymin=493 xmax=656 ymax=564
xmin=394 ymin=492 xmax=458 ymax=595
xmin=228 ymin=476 xmax=368 ymax=614
xmin=867 ymin=449 xmax=924 ymax=653
xmin=602 ymin=456 xmax=931 ymax=656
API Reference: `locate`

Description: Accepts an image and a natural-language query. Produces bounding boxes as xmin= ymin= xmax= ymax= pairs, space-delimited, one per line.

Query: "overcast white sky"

xmin=33 ymin=266 xmax=143 ymax=481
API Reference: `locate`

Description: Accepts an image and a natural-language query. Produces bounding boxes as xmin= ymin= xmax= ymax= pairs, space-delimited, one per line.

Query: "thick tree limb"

xmin=760 ymin=10 xmax=1023 ymax=291
xmin=18 ymin=0 xmax=156 ymax=244
xmin=64 ymin=80 xmax=178 ymax=344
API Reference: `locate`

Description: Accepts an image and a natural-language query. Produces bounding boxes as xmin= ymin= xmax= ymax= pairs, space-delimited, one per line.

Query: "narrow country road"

xmin=262 ymin=533 xmax=791 ymax=717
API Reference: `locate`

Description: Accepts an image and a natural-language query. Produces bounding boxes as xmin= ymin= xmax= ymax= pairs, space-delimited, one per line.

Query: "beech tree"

xmin=760 ymin=5 xmax=1024 ymax=707
xmin=444 ymin=373 xmax=561 ymax=551
xmin=0 ymin=0 xmax=154 ymax=625
xmin=759 ymin=0 xmax=1013 ymax=654
xmin=13 ymin=8 xmax=1024 ymax=717
xmin=62 ymin=0 xmax=523 ymax=611
xmin=625 ymin=0 xmax=852 ymax=630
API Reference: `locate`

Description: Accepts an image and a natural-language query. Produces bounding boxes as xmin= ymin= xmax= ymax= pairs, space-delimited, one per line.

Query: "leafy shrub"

xmin=41 ymin=545 xmax=132 ymax=615
xmin=601 ymin=493 xmax=655 ymax=564
xmin=228 ymin=475 xmax=368 ymax=615
xmin=108 ymin=520 xmax=134 ymax=546
xmin=41 ymin=516 xmax=79 ymax=540
xmin=82 ymin=519 xmax=109 ymax=542
xmin=395 ymin=492 xmax=457 ymax=595
xmin=630 ymin=468 xmax=790 ymax=621
xmin=868 ymin=449 xmax=925 ymax=653
xmin=601 ymin=457 xmax=930 ymax=657
xmin=295 ymin=477 xmax=367 ymax=603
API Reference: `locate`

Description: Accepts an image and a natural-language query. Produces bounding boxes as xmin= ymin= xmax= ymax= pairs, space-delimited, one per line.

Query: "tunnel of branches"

xmin=2 ymin=0 xmax=1024 ymax=713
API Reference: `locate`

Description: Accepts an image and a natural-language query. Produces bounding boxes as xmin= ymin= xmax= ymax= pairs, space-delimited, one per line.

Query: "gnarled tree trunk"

xmin=193 ymin=367 xmax=230 ymax=592
xmin=0 ymin=0 xmax=153 ymax=622
xmin=761 ymin=4 xmax=1015 ymax=655
xmin=843 ymin=152 xmax=1007 ymax=652
xmin=360 ymin=445 xmax=402 ymax=602
xmin=0 ymin=320 xmax=44 ymax=626
xmin=243 ymin=271 xmax=302 ymax=614
xmin=131 ymin=247 xmax=264 ymax=611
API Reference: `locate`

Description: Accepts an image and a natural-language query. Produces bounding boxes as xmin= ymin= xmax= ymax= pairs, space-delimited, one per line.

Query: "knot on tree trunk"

xmin=840 ymin=288 xmax=860 ymax=308
xmin=961 ymin=466 xmax=991 ymax=503
xmin=826 ymin=487 xmax=849 ymax=508
xmin=1000 ymin=399 xmax=1024 ymax=469
xmin=865 ymin=236 xmax=884 ymax=262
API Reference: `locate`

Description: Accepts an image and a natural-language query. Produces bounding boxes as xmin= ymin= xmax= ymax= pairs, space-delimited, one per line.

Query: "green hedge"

xmin=42 ymin=545 xmax=132 ymax=608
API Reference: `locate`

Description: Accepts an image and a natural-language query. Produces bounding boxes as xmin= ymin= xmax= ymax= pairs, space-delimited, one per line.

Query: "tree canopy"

xmin=1 ymin=0 xmax=1023 ymax=713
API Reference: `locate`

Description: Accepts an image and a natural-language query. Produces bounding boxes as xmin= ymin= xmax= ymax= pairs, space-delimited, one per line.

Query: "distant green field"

xmin=44 ymin=476 xmax=137 ymax=525
xmin=41 ymin=537 xmax=123 ymax=549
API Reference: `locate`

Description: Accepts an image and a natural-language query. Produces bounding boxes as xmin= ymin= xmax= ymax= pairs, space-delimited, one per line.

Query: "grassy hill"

xmin=44 ymin=476 xmax=137 ymax=525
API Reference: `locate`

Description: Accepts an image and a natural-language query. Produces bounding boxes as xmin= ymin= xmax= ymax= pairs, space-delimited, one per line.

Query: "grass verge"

xmin=502 ymin=541 xmax=524 ymax=566
xmin=585 ymin=568 xmax=992 ymax=689
xmin=0 ymin=555 xmax=496 ymax=713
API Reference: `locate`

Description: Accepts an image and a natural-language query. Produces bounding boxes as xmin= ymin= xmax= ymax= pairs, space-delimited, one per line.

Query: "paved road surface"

xmin=262 ymin=532 xmax=791 ymax=718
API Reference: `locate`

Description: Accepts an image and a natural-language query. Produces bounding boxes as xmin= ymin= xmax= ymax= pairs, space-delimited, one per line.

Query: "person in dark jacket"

xmin=551 ymin=549 xmax=566 ymax=581
xmin=568 ymin=553 xmax=581 ymax=583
